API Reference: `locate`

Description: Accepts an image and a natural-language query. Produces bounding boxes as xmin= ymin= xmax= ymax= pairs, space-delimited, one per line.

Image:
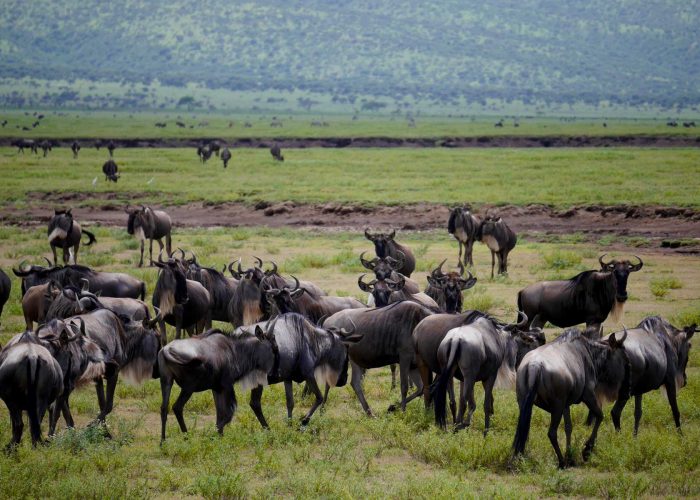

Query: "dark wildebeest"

xmin=364 ymin=229 xmax=416 ymax=277
xmin=512 ymin=328 xmax=630 ymax=468
xmin=448 ymin=207 xmax=480 ymax=267
xmin=47 ymin=209 xmax=96 ymax=265
xmin=270 ymin=144 xmax=284 ymax=161
xmin=359 ymin=252 xmax=419 ymax=291
xmin=126 ymin=206 xmax=172 ymax=267
xmin=12 ymin=139 xmax=37 ymax=154
xmin=478 ymin=216 xmax=517 ymax=278
xmin=227 ymin=259 xmax=267 ymax=327
xmin=237 ymin=314 xmax=362 ymax=426
xmin=107 ymin=140 xmax=116 ymax=157
xmin=184 ymin=252 xmax=239 ymax=328
xmin=324 ymin=301 xmax=434 ymax=415
xmin=0 ymin=335 xmax=63 ymax=449
xmin=102 ymin=159 xmax=119 ymax=182
xmin=208 ymin=141 xmax=221 ymax=157
xmin=39 ymin=140 xmax=52 ymax=157
xmin=220 ymin=147 xmax=231 ymax=168
xmin=433 ymin=313 xmax=544 ymax=432
xmin=158 ymin=326 xmax=279 ymax=441
xmin=358 ymin=274 xmax=440 ymax=311
xmin=604 ymin=316 xmax=696 ymax=434
xmin=0 ymin=268 xmax=10 ymax=324
xmin=71 ymin=141 xmax=81 ymax=158
xmin=424 ymin=262 xmax=477 ymax=314
xmin=517 ymin=254 xmax=643 ymax=332
xmin=152 ymin=253 xmax=210 ymax=345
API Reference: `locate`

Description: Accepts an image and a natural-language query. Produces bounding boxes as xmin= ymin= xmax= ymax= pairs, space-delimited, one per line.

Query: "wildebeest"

xmin=47 ymin=209 xmax=96 ymax=265
xmin=0 ymin=335 xmax=63 ymax=448
xmin=270 ymin=144 xmax=284 ymax=161
xmin=358 ymin=274 xmax=439 ymax=311
xmin=152 ymin=253 xmax=210 ymax=345
xmin=479 ymin=216 xmax=517 ymax=278
xmin=198 ymin=145 xmax=213 ymax=163
xmin=12 ymin=139 xmax=37 ymax=154
xmin=0 ymin=268 xmax=10 ymax=324
xmin=359 ymin=252 xmax=418 ymax=290
xmin=432 ymin=313 xmax=544 ymax=432
xmin=512 ymin=328 xmax=630 ymax=468
xmin=604 ymin=316 xmax=695 ymax=434
xmin=517 ymin=254 xmax=643 ymax=332
xmin=208 ymin=141 xmax=221 ymax=157
xmin=71 ymin=141 xmax=81 ymax=158
xmin=324 ymin=301 xmax=434 ymax=415
xmin=364 ymin=229 xmax=416 ymax=277
xmin=448 ymin=207 xmax=480 ymax=267
xmin=107 ymin=140 xmax=116 ymax=157
xmin=220 ymin=147 xmax=231 ymax=168
xmin=102 ymin=159 xmax=119 ymax=182
xmin=158 ymin=326 xmax=279 ymax=441
xmin=21 ymin=282 xmax=58 ymax=331
xmin=424 ymin=262 xmax=477 ymax=314
xmin=184 ymin=253 xmax=239 ymax=328
xmin=126 ymin=206 xmax=172 ymax=267
xmin=39 ymin=140 xmax=52 ymax=157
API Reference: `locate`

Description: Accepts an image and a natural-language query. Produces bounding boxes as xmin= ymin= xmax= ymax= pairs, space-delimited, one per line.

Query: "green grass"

xmin=650 ymin=276 xmax=684 ymax=299
xmin=1 ymin=147 xmax=699 ymax=209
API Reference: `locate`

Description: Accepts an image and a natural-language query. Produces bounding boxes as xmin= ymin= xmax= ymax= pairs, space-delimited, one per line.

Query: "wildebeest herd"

xmin=0 ymin=205 xmax=694 ymax=470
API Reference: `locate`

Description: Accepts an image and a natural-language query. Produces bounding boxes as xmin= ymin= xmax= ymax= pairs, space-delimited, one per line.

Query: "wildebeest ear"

xmin=66 ymin=208 xmax=72 ymax=216
xmin=684 ymin=324 xmax=696 ymax=339
xmin=342 ymin=333 xmax=364 ymax=345
xmin=609 ymin=329 xmax=628 ymax=348
xmin=254 ymin=325 xmax=265 ymax=341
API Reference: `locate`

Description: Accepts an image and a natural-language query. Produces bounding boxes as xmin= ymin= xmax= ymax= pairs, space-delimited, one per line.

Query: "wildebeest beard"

xmin=126 ymin=212 xmax=137 ymax=235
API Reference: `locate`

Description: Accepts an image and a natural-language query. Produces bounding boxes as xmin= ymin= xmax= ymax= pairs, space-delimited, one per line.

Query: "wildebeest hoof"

xmin=300 ymin=417 xmax=310 ymax=426
xmin=387 ymin=404 xmax=398 ymax=413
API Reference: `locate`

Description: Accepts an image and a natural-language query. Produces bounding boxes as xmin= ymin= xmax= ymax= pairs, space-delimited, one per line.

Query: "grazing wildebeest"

xmin=220 ymin=147 xmax=231 ymax=168
xmin=237 ymin=314 xmax=362 ymax=426
xmin=604 ymin=316 xmax=696 ymax=434
xmin=517 ymin=254 xmax=643 ymax=332
xmin=478 ymin=216 xmax=517 ymax=278
xmin=433 ymin=313 xmax=544 ymax=432
xmin=152 ymin=253 xmax=210 ymax=345
xmin=358 ymin=274 xmax=440 ymax=311
xmin=12 ymin=139 xmax=37 ymax=154
xmin=39 ymin=140 xmax=52 ymax=157
xmin=448 ymin=207 xmax=480 ymax=267
xmin=47 ymin=209 xmax=96 ymax=265
xmin=364 ymin=229 xmax=416 ymax=277
xmin=0 ymin=335 xmax=63 ymax=449
xmin=208 ymin=141 xmax=221 ymax=157
xmin=102 ymin=159 xmax=119 ymax=182
xmin=424 ymin=262 xmax=477 ymax=314
xmin=184 ymin=252 xmax=239 ymax=328
xmin=107 ymin=140 xmax=116 ymax=157
xmin=270 ymin=144 xmax=284 ymax=161
xmin=512 ymin=328 xmax=630 ymax=468
xmin=324 ymin=301 xmax=434 ymax=415
xmin=71 ymin=141 xmax=81 ymax=158
xmin=126 ymin=206 xmax=172 ymax=267
xmin=158 ymin=326 xmax=279 ymax=441
xmin=0 ymin=268 xmax=10 ymax=324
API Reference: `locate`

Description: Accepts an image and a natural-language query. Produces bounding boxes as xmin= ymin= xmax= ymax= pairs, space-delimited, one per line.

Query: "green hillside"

xmin=0 ymin=0 xmax=698 ymax=112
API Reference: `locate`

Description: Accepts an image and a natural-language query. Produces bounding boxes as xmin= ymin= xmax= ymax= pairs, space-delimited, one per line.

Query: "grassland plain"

xmin=1 ymin=147 xmax=699 ymax=209
xmin=0 ymin=225 xmax=698 ymax=498
xmin=1 ymin=111 xmax=699 ymax=139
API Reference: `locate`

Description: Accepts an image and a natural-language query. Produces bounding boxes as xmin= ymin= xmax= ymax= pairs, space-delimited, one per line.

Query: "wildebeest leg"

xmin=665 ymin=381 xmax=682 ymax=430
xmin=73 ymin=242 xmax=80 ymax=265
xmin=6 ymin=405 xmax=23 ymax=450
xmin=490 ymin=251 xmax=495 ymax=279
xmin=581 ymin=393 xmax=603 ymax=462
xmin=149 ymin=239 xmax=155 ymax=266
xmin=62 ymin=245 xmax=70 ymax=265
xmin=159 ymin=376 xmax=173 ymax=442
xmin=389 ymin=364 xmax=397 ymax=390
xmin=96 ymin=372 xmax=119 ymax=423
xmin=457 ymin=240 xmax=463 ymax=267
xmin=466 ymin=239 xmax=475 ymax=267
xmin=213 ymin=385 xmax=237 ymax=435
xmin=416 ymin=355 xmax=432 ymax=408
xmin=397 ymin=357 xmax=411 ymax=411
xmin=172 ymin=388 xmax=193 ymax=433
xmin=456 ymin=379 xmax=466 ymax=424
xmin=301 ymin=378 xmax=324 ymax=425
xmin=28 ymin=398 xmax=45 ymax=447
xmin=447 ymin=379 xmax=457 ymax=423
xmin=350 ymin=361 xmax=374 ymax=417
xmin=49 ymin=394 xmax=69 ymax=436
xmin=158 ymin=319 xmax=168 ymax=346
xmin=284 ymin=381 xmax=294 ymax=419
xmin=464 ymin=377 xmax=477 ymax=428
xmin=547 ymin=407 xmax=566 ymax=468
xmin=633 ymin=394 xmax=643 ymax=435
xmin=139 ymin=239 xmax=145 ymax=267
xmin=51 ymin=245 xmax=58 ymax=266
xmin=95 ymin=378 xmax=106 ymax=414
xmin=530 ymin=314 xmax=546 ymax=330
xmin=610 ymin=393 xmax=630 ymax=431
xmin=389 ymin=368 xmax=424 ymax=412
xmin=482 ymin=376 xmax=496 ymax=435
xmin=563 ymin=406 xmax=573 ymax=466
xmin=60 ymin=399 xmax=75 ymax=430
xmin=165 ymin=234 xmax=172 ymax=257
xmin=249 ymin=386 xmax=269 ymax=429
xmin=500 ymin=250 xmax=508 ymax=274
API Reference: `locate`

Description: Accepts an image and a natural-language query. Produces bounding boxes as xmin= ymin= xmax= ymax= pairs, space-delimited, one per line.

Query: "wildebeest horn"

xmin=80 ymin=278 xmax=90 ymax=293
xmin=68 ymin=317 xmax=86 ymax=337
xmin=357 ymin=274 xmax=374 ymax=291
xmin=359 ymin=251 xmax=375 ymax=270
xmin=176 ymin=248 xmax=186 ymax=260
xmin=505 ymin=311 xmax=528 ymax=332
xmin=189 ymin=251 xmax=198 ymax=265
xmin=254 ymin=256 xmax=263 ymax=268
xmin=237 ymin=259 xmax=244 ymax=275
xmin=459 ymin=270 xmax=477 ymax=290
xmin=43 ymin=256 xmax=53 ymax=267
xmin=268 ymin=260 xmax=278 ymax=275
xmin=145 ymin=307 xmax=162 ymax=328
xmin=628 ymin=255 xmax=643 ymax=272
xmin=598 ymin=253 xmax=613 ymax=270
xmin=388 ymin=229 xmax=396 ymax=239
xmin=431 ymin=259 xmax=447 ymax=278
xmin=289 ymin=275 xmax=301 ymax=292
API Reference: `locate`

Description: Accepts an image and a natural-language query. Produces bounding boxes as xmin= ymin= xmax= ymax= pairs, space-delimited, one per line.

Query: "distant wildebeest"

xmin=512 ymin=328 xmax=630 ymax=468
xmin=152 ymin=252 xmax=210 ymax=345
xmin=13 ymin=261 xmax=146 ymax=300
xmin=107 ymin=140 xmax=116 ymax=157
xmin=47 ymin=209 xmax=96 ymax=265
xmin=126 ymin=206 xmax=172 ymax=267
xmin=270 ymin=144 xmax=284 ymax=161
xmin=682 ymin=121 xmax=696 ymax=128
xmin=364 ymin=229 xmax=416 ymax=277
xmin=154 ymin=122 xmax=167 ymax=128
xmin=158 ymin=326 xmax=279 ymax=441
xmin=0 ymin=334 xmax=63 ymax=449
xmin=479 ymin=215 xmax=516 ymax=278
xmin=0 ymin=268 xmax=10 ymax=324
xmin=71 ymin=141 xmax=81 ymax=158
xmin=238 ymin=314 xmax=362 ymax=426
xmin=666 ymin=120 xmax=678 ymax=127
xmin=324 ymin=301 xmax=434 ymax=415
xmin=448 ymin=207 xmax=480 ymax=267
xmin=220 ymin=147 xmax=231 ymax=168
xmin=244 ymin=122 xmax=253 ymax=128
xmin=603 ymin=316 xmax=695 ymax=434
xmin=517 ymin=254 xmax=643 ymax=332
xmin=102 ymin=159 xmax=120 ymax=182
xmin=184 ymin=252 xmax=239 ymax=328
xmin=12 ymin=138 xmax=37 ymax=154
xmin=433 ymin=313 xmax=544 ymax=432
xmin=175 ymin=121 xmax=185 ymax=128
xmin=39 ymin=140 xmax=52 ymax=157
xmin=494 ymin=120 xmax=504 ymax=128
xmin=208 ymin=141 xmax=221 ymax=157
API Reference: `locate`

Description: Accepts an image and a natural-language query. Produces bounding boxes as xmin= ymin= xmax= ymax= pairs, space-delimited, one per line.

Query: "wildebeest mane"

xmin=200 ymin=267 xmax=232 ymax=310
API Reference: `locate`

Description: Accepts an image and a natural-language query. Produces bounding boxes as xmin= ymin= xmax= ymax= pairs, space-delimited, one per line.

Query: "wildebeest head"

xmin=45 ymin=283 xmax=84 ymax=320
xmin=502 ymin=312 xmax=546 ymax=365
xmin=153 ymin=254 xmax=189 ymax=306
xmin=479 ymin=215 xmax=501 ymax=238
xmin=598 ymin=254 xmax=643 ymax=303
xmin=359 ymin=251 xmax=404 ymax=280
xmin=358 ymin=274 xmax=403 ymax=307
xmin=364 ymin=229 xmax=396 ymax=258
xmin=675 ymin=325 xmax=697 ymax=388
xmin=232 ymin=257 xmax=266 ymax=284
xmin=262 ymin=275 xmax=304 ymax=315
xmin=125 ymin=205 xmax=152 ymax=236
xmin=12 ymin=259 xmax=62 ymax=294
xmin=428 ymin=262 xmax=477 ymax=314
xmin=321 ymin=321 xmax=363 ymax=387
xmin=48 ymin=209 xmax=74 ymax=243
xmin=597 ymin=329 xmax=631 ymax=401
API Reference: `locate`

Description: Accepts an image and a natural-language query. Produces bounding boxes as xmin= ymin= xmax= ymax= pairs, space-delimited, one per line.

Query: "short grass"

xmin=1 ymin=146 xmax=699 ymax=208
xmin=0 ymin=226 xmax=698 ymax=497
xmin=1 ymin=110 xmax=699 ymax=139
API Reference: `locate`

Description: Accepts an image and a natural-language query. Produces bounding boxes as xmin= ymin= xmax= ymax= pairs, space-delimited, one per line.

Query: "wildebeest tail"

xmin=82 ymin=230 xmax=97 ymax=246
xmin=139 ymin=282 xmax=146 ymax=301
xmin=26 ymin=355 xmax=41 ymax=427
xmin=512 ymin=365 xmax=539 ymax=456
xmin=432 ymin=338 xmax=460 ymax=429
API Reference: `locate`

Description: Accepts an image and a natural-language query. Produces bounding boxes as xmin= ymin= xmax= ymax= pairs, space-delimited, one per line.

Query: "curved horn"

xmin=504 ymin=311 xmax=528 ymax=332
xmin=268 ymin=260 xmax=278 ymax=275
xmin=189 ymin=251 xmax=198 ymax=265
xmin=253 ymin=256 xmax=263 ymax=268
xmin=388 ymin=229 xmax=396 ymax=239
xmin=598 ymin=253 xmax=613 ymax=270
xmin=629 ymin=255 xmax=643 ymax=272
xmin=43 ymin=256 xmax=53 ymax=267
xmin=357 ymin=274 xmax=374 ymax=292
xmin=289 ymin=275 xmax=301 ymax=292
xmin=431 ymin=259 xmax=447 ymax=278
xmin=359 ymin=251 xmax=375 ymax=270
xmin=237 ymin=259 xmax=244 ymax=275
xmin=459 ymin=270 xmax=477 ymax=290
xmin=176 ymin=247 xmax=186 ymax=260
xmin=80 ymin=278 xmax=90 ymax=293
